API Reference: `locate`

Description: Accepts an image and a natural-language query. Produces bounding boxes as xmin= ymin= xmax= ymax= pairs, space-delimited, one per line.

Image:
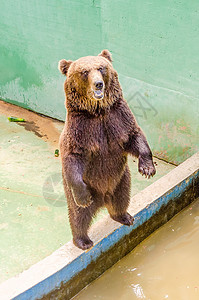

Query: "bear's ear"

xmin=58 ymin=59 xmax=73 ymax=75
xmin=98 ymin=49 xmax=112 ymax=63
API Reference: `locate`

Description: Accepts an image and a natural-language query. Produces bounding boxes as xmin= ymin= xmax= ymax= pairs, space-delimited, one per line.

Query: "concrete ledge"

xmin=0 ymin=152 xmax=199 ymax=300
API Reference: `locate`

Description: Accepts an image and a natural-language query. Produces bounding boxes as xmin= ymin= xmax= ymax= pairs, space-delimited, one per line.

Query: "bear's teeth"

xmin=94 ymin=90 xmax=104 ymax=99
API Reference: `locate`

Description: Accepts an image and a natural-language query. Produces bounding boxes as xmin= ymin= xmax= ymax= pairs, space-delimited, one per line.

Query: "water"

xmin=74 ymin=199 xmax=199 ymax=300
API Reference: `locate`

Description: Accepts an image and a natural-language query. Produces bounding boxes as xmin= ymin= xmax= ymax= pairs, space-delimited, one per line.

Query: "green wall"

xmin=0 ymin=0 xmax=198 ymax=164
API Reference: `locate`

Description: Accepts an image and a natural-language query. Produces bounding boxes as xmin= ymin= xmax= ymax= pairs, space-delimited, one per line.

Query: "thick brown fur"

xmin=59 ymin=50 xmax=156 ymax=250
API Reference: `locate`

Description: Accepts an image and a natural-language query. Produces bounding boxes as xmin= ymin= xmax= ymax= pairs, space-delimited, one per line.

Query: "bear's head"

xmin=58 ymin=50 xmax=123 ymax=115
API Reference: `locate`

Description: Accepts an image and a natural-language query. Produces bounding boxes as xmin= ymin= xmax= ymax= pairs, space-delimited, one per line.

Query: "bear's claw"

xmin=139 ymin=165 xmax=156 ymax=178
xmin=138 ymin=157 xmax=156 ymax=179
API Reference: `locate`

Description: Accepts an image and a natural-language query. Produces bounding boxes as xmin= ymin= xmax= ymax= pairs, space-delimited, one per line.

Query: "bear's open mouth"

xmin=93 ymin=89 xmax=104 ymax=100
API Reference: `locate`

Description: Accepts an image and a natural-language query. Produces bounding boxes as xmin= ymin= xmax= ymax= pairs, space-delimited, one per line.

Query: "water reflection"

xmin=131 ymin=284 xmax=146 ymax=299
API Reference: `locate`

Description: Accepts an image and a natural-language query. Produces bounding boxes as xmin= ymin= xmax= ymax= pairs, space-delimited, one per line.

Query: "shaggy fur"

xmin=59 ymin=50 xmax=156 ymax=250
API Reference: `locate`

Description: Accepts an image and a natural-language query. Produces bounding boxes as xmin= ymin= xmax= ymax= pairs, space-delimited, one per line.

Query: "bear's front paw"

xmin=138 ymin=156 xmax=156 ymax=179
xmin=72 ymin=183 xmax=93 ymax=208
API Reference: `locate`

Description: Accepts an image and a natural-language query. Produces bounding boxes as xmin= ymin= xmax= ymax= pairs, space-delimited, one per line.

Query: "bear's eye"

xmin=98 ymin=66 xmax=106 ymax=75
xmin=81 ymin=70 xmax=89 ymax=77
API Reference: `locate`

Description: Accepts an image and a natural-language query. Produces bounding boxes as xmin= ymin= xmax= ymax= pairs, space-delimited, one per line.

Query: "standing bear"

xmin=58 ymin=50 xmax=156 ymax=250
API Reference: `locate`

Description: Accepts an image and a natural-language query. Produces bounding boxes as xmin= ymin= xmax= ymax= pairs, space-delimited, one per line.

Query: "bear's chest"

xmin=81 ymin=114 xmax=130 ymax=193
xmin=67 ymin=107 xmax=132 ymax=156
xmin=85 ymin=114 xmax=130 ymax=156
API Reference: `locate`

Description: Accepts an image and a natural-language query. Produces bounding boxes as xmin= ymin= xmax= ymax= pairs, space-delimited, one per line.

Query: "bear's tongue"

xmin=94 ymin=90 xmax=104 ymax=99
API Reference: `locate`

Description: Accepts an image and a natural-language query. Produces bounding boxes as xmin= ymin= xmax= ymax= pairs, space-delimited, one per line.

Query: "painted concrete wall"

xmin=0 ymin=0 xmax=198 ymax=164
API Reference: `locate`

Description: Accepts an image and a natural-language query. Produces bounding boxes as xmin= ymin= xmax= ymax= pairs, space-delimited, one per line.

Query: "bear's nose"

xmin=95 ymin=81 xmax=104 ymax=90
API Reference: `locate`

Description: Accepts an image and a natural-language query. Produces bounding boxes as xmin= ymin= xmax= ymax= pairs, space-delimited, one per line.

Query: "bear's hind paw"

xmin=73 ymin=237 xmax=93 ymax=250
xmin=111 ymin=212 xmax=134 ymax=226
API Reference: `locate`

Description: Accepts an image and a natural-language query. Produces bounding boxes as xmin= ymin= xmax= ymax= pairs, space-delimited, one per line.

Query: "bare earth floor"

xmin=0 ymin=100 xmax=175 ymax=283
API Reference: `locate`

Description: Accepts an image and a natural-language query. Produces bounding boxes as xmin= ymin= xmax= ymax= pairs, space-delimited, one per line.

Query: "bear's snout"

xmin=91 ymin=78 xmax=104 ymax=100
xmin=95 ymin=80 xmax=104 ymax=90
xmin=88 ymin=70 xmax=105 ymax=100
xmin=93 ymin=80 xmax=104 ymax=99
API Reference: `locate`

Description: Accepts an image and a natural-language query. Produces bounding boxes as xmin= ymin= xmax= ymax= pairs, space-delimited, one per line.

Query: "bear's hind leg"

xmin=69 ymin=204 xmax=94 ymax=250
xmin=64 ymin=178 xmax=99 ymax=250
xmin=105 ymin=166 xmax=134 ymax=226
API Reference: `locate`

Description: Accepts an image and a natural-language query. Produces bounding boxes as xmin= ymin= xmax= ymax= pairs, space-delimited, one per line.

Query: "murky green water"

xmin=75 ymin=199 xmax=199 ymax=300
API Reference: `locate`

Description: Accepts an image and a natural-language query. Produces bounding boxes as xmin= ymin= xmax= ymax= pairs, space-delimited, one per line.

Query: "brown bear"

xmin=58 ymin=50 xmax=156 ymax=250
